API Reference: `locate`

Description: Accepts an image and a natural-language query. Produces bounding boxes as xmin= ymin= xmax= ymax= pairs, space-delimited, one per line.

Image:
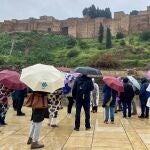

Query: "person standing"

xmin=72 ymin=74 xmax=94 ymax=131
xmin=27 ymin=91 xmax=47 ymax=149
xmin=91 ymin=78 xmax=99 ymax=113
xmin=120 ymin=78 xmax=135 ymax=118
xmin=102 ymin=84 xmax=117 ymax=124
xmin=48 ymin=88 xmax=63 ymax=127
xmin=11 ymin=89 xmax=27 ymax=116
xmin=0 ymin=84 xmax=13 ymax=126
xmin=138 ymin=78 xmax=149 ymax=118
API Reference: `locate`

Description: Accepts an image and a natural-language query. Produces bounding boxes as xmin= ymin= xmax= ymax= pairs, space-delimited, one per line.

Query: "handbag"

xmin=25 ymin=93 xmax=48 ymax=109
xmin=146 ymin=97 xmax=150 ymax=108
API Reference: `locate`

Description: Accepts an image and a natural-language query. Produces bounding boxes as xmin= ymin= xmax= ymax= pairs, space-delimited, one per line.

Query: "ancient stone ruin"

xmin=0 ymin=6 xmax=150 ymax=38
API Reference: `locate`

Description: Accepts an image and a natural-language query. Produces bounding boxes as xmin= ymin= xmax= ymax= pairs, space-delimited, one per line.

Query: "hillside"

xmin=0 ymin=31 xmax=149 ymax=69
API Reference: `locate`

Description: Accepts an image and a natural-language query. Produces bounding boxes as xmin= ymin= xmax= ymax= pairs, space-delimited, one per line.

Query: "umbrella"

xmin=0 ymin=70 xmax=26 ymax=90
xmin=20 ymin=64 xmax=64 ymax=93
xmin=73 ymin=67 xmax=102 ymax=77
xmin=64 ymin=73 xmax=80 ymax=84
xmin=127 ymin=76 xmax=140 ymax=90
xmin=103 ymin=76 xmax=124 ymax=92
xmin=146 ymin=84 xmax=150 ymax=92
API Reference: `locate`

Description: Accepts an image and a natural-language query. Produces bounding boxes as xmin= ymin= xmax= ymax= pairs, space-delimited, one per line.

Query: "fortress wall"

xmin=0 ymin=7 xmax=150 ymax=38
xmin=129 ymin=14 xmax=150 ymax=32
xmin=94 ymin=18 xmax=105 ymax=37
xmin=76 ymin=19 xmax=88 ymax=38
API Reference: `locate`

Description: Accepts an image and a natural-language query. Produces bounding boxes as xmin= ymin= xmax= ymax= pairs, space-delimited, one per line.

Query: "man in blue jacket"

xmin=138 ymin=78 xmax=149 ymax=118
xmin=72 ymin=74 xmax=94 ymax=131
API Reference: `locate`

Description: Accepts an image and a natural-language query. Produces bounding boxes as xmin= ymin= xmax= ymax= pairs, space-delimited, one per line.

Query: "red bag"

xmin=25 ymin=93 xmax=48 ymax=109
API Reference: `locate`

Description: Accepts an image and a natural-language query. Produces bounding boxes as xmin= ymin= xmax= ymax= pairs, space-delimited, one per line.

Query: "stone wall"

xmin=0 ymin=6 xmax=150 ymax=38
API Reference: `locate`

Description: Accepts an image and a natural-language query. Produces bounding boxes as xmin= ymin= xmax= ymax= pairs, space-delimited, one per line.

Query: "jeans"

xmin=122 ymin=101 xmax=132 ymax=117
xmin=105 ymin=106 xmax=114 ymax=121
xmin=29 ymin=121 xmax=42 ymax=142
xmin=75 ymin=100 xmax=90 ymax=129
xmin=140 ymin=99 xmax=149 ymax=117
xmin=67 ymin=97 xmax=74 ymax=114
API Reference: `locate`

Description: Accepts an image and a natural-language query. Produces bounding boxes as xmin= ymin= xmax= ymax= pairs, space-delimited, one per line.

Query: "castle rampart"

xmin=0 ymin=6 xmax=150 ymax=38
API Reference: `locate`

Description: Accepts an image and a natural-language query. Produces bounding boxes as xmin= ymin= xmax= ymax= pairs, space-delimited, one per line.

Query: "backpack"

xmin=77 ymin=80 xmax=88 ymax=99
xmin=63 ymin=83 xmax=71 ymax=94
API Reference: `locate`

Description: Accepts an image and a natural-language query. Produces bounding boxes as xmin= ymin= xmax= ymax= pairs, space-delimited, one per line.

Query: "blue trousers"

xmin=122 ymin=101 xmax=132 ymax=117
xmin=105 ymin=106 xmax=114 ymax=121
xmin=75 ymin=100 xmax=90 ymax=129
xmin=140 ymin=99 xmax=149 ymax=117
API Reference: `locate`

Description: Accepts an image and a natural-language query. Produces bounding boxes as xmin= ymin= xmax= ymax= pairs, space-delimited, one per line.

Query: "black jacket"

xmin=72 ymin=75 xmax=94 ymax=103
xmin=120 ymin=83 xmax=135 ymax=101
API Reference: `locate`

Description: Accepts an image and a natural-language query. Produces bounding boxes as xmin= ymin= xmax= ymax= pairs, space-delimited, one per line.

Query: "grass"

xmin=0 ymin=31 xmax=149 ymax=69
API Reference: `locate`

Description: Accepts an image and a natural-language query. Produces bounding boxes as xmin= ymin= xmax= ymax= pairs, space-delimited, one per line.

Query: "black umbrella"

xmin=73 ymin=67 xmax=102 ymax=77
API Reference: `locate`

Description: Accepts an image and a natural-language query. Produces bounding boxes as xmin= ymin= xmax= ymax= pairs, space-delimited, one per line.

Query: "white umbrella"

xmin=20 ymin=64 xmax=64 ymax=93
xmin=127 ymin=76 xmax=140 ymax=90
xmin=146 ymin=84 xmax=150 ymax=92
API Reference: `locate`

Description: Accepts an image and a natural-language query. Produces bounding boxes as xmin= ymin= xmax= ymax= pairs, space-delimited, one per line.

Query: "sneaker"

xmin=86 ymin=127 xmax=91 ymax=130
xmin=145 ymin=116 xmax=149 ymax=119
xmin=51 ymin=124 xmax=59 ymax=128
xmin=31 ymin=141 xmax=44 ymax=149
xmin=17 ymin=112 xmax=25 ymax=116
xmin=27 ymin=137 xmax=32 ymax=145
xmin=104 ymin=120 xmax=108 ymax=124
xmin=138 ymin=115 xmax=145 ymax=119
xmin=74 ymin=128 xmax=79 ymax=131
xmin=111 ymin=121 xmax=114 ymax=124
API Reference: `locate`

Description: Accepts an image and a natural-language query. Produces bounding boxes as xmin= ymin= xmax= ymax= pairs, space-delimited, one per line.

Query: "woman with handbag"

xmin=102 ymin=84 xmax=117 ymax=124
xmin=27 ymin=91 xmax=48 ymax=149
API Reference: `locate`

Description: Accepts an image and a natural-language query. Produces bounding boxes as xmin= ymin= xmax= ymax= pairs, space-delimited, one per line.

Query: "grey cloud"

xmin=0 ymin=0 xmax=149 ymax=21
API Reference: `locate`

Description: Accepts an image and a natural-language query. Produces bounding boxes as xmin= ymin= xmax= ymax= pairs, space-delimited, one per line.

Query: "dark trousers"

xmin=67 ymin=97 xmax=74 ymax=114
xmin=92 ymin=106 xmax=98 ymax=112
xmin=13 ymin=99 xmax=17 ymax=110
xmin=75 ymin=100 xmax=90 ymax=129
xmin=140 ymin=99 xmax=149 ymax=117
xmin=122 ymin=101 xmax=132 ymax=117
xmin=17 ymin=97 xmax=24 ymax=114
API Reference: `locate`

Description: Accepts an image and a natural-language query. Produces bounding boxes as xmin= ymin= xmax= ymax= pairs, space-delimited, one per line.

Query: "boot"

xmin=31 ymin=141 xmax=44 ymax=149
xmin=27 ymin=137 xmax=32 ymax=145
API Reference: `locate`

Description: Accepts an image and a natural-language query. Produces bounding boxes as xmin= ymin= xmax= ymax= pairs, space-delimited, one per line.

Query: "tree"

xmin=105 ymin=8 xmax=112 ymax=19
xmin=130 ymin=10 xmax=139 ymax=16
xmin=82 ymin=5 xmax=112 ymax=19
xmin=98 ymin=23 xmax=104 ymax=43
xmin=106 ymin=28 xmax=112 ymax=49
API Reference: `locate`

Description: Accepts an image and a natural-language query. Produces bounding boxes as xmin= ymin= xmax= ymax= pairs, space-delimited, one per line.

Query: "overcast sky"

xmin=0 ymin=0 xmax=149 ymax=21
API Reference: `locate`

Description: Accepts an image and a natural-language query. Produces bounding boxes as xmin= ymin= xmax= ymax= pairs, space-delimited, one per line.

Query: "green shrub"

xmin=67 ymin=49 xmax=79 ymax=57
xmin=140 ymin=31 xmax=150 ymax=41
xmin=78 ymin=40 xmax=89 ymax=49
xmin=120 ymin=40 xmax=126 ymax=46
xmin=67 ymin=37 xmax=77 ymax=48
xmin=116 ymin=32 xmax=124 ymax=39
xmin=89 ymin=53 xmax=120 ymax=68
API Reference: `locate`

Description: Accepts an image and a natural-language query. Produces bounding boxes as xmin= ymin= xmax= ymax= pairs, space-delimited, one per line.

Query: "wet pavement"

xmin=0 ymin=105 xmax=150 ymax=150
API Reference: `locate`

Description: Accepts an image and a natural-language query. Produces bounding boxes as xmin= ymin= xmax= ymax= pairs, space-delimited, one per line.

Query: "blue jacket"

xmin=139 ymin=82 xmax=149 ymax=101
xmin=102 ymin=85 xmax=117 ymax=107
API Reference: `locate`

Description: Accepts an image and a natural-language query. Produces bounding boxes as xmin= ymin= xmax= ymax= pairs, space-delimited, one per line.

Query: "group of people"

xmin=102 ymin=77 xmax=150 ymax=124
xmin=0 ymin=73 xmax=150 ymax=149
